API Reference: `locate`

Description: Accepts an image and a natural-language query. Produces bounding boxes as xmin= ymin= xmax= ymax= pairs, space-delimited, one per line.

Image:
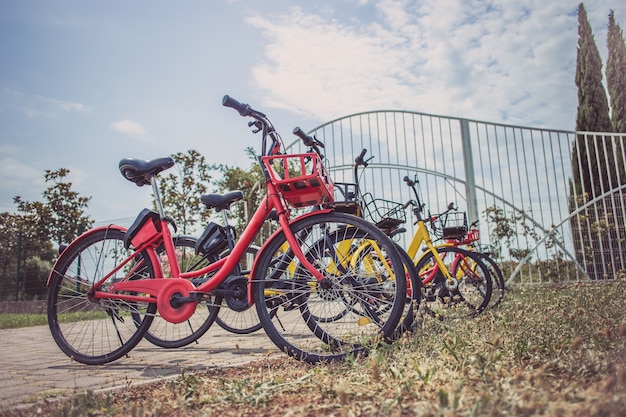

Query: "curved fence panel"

xmin=286 ymin=110 xmax=626 ymax=284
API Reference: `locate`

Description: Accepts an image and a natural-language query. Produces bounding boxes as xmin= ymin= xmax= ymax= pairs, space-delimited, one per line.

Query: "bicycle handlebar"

xmin=355 ymin=148 xmax=370 ymax=168
xmin=292 ymin=127 xmax=325 ymax=149
xmin=292 ymin=126 xmax=326 ymax=159
xmin=223 ymin=94 xmax=281 ymax=157
xmin=222 ymin=95 xmax=253 ymax=117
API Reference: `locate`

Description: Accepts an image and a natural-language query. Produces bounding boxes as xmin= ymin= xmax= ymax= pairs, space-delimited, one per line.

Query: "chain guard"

xmin=157 ymin=279 xmax=197 ymax=323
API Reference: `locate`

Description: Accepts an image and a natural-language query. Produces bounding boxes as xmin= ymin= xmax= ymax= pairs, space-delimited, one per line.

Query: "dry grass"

xmin=3 ymin=281 xmax=626 ymax=416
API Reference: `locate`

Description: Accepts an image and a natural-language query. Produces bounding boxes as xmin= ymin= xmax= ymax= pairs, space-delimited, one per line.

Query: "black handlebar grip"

xmin=403 ymin=176 xmax=415 ymax=187
xmin=355 ymin=148 xmax=368 ymax=166
xmin=293 ymin=127 xmax=325 ymax=148
xmin=292 ymin=126 xmax=309 ymax=142
xmin=222 ymin=95 xmax=250 ymax=116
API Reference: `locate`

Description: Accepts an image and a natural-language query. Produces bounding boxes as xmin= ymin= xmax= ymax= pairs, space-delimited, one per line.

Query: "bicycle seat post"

xmin=219 ymin=208 xmax=243 ymax=276
xmin=220 ymin=209 xmax=235 ymax=249
xmin=150 ymin=175 xmax=166 ymax=220
xmin=148 ymin=173 xmax=182 ymax=277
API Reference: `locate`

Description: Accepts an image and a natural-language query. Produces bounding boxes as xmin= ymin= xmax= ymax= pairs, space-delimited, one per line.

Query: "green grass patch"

xmin=0 ymin=311 xmax=111 ymax=330
xmin=0 ymin=313 xmax=48 ymax=329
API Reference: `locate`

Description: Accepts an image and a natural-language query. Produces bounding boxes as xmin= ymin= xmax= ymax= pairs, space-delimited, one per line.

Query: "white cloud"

xmin=0 ymin=87 xmax=90 ymax=118
xmin=245 ymin=1 xmax=603 ymax=131
xmin=43 ymin=97 xmax=90 ymax=113
xmin=110 ymin=119 xmax=150 ymax=139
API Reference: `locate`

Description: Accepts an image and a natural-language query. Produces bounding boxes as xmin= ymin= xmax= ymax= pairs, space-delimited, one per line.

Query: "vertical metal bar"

xmin=575 ymin=133 xmax=591 ymax=277
xmin=460 ymin=119 xmax=478 ymax=226
xmin=591 ymin=133 xmax=609 ymax=278
xmin=543 ymin=131 xmax=560 ymax=276
xmin=603 ymin=133 xmax=620 ymax=275
xmin=429 ymin=116 xmax=439 ymax=208
xmin=611 ymin=133 xmax=625 ymax=272
xmin=511 ymin=128 xmax=526 ymax=276
xmin=530 ymin=130 xmax=546 ymax=231
xmin=474 ymin=122 xmax=491 ymax=243
xmin=15 ymin=232 xmax=22 ymax=301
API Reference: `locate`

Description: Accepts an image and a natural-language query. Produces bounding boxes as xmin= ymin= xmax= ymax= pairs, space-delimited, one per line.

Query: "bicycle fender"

xmin=46 ymin=225 xmax=129 ymax=287
xmin=247 ymin=209 xmax=334 ymax=304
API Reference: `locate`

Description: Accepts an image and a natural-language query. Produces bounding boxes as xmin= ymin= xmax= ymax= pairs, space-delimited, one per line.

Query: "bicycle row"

xmin=46 ymin=96 xmax=504 ymax=365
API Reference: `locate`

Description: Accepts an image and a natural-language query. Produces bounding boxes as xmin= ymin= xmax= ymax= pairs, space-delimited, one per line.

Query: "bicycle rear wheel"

xmin=417 ymin=246 xmax=492 ymax=320
xmin=214 ymin=245 xmax=264 ymax=334
xmin=252 ymin=212 xmax=407 ymax=363
xmin=47 ymin=227 xmax=156 ymax=365
xmin=140 ymin=236 xmax=219 ymax=348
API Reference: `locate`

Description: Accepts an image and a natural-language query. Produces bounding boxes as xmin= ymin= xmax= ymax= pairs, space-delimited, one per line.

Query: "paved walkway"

xmin=0 ymin=323 xmax=276 ymax=409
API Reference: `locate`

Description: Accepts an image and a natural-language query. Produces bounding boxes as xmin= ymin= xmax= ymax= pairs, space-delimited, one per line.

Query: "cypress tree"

xmin=573 ymin=3 xmax=612 ymax=199
xmin=575 ymin=4 xmax=612 ymax=133
xmin=606 ymin=10 xmax=626 ymax=133
xmin=571 ymin=4 xmax=619 ymax=280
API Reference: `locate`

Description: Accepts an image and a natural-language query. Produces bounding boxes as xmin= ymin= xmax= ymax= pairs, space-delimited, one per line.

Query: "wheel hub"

xmin=224 ymin=276 xmax=250 ymax=312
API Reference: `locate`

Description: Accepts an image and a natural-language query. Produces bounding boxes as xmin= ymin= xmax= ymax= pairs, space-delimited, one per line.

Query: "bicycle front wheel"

xmin=47 ymin=227 xmax=157 ymax=365
xmin=252 ymin=212 xmax=407 ymax=363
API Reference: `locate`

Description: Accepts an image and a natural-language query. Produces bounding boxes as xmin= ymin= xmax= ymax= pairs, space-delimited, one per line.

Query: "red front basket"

xmin=261 ymin=153 xmax=334 ymax=208
xmin=467 ymin=229 xmax=480 ymax=242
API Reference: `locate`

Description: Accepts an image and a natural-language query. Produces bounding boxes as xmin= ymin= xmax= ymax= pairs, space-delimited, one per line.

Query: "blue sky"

xmin=0 ymin=0 xmax=623 ymax=224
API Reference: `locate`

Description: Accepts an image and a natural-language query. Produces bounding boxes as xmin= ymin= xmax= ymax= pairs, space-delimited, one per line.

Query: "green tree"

xmin=12 ymin=168 xmax=92 ymax=248
xmin=0 ymin=168 xmax=92 ymax=299
xmin=570 ymin=4 xmax=626 ymax=280
xmin=158 ymin=149 xmax=213 ymax=235
xmin=0 ymin=212 xmax=39 ymax=300
xmin=43 ymin=168 xmax=92 ymax=245
xmin=211 ymin=147 xmax=272 ymax=244
xmin=573 ymin=3 xmax=613 ymax=199
xmin=606 ymin=10 xmax=626 ymax=133
xmin=575 ymin=4 xmax=612 ymax=134
xmin=22 ymin=256 xmax=51 ymax=299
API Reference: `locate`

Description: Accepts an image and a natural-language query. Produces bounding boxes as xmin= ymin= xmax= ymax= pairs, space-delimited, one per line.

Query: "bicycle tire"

xmin=140 ymin=236 xmax=220 ymax=348
xmin=474 ymin=252 xmax=505 ymax=309
xmin=47 ymin=227 xmax=157 ymax=365
xmin=252 ymin=212 xmax=407 ymax=363
xmin=299 ymin=238 xmax=421 ymax=336
xmin=214 ymin=245 xmax=265 ymax=334
xmin=416 ymin=246 xmax=492 ymax=320
xmin=393 ymin=243 xmax=423 ymax=336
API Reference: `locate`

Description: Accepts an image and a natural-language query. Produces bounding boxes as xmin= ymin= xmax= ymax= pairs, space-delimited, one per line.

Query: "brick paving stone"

xmin=0 ymin=323 xmax=277 ymax=409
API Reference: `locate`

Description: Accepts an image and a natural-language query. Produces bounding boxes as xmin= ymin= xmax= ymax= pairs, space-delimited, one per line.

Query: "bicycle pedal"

xmin=282 ymin=302 xmax=298 ymax=311
xmin=189 ymin=291 xmax=212 ymax=301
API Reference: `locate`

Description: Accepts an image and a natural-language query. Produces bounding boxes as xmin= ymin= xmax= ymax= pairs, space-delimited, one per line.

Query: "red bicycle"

xmin=46 ymin=96 xmax=407 ymax=364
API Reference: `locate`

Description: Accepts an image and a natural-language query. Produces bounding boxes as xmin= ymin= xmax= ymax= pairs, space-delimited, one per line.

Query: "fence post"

xmin=460 ymin=119 xmax=479 ymax=225
xmin=15 ymin=232 xmax=22 ymax=301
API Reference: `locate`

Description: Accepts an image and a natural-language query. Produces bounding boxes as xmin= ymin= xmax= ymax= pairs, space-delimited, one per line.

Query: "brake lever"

xmin=248 ymin=120 xmax=262 ymax=134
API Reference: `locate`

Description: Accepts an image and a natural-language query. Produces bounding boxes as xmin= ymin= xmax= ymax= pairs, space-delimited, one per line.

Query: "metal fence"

xmin=286 ymin=110 xmax=626 ymax=284
xmin=3 ymin=110 xmax=625 ymax=302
